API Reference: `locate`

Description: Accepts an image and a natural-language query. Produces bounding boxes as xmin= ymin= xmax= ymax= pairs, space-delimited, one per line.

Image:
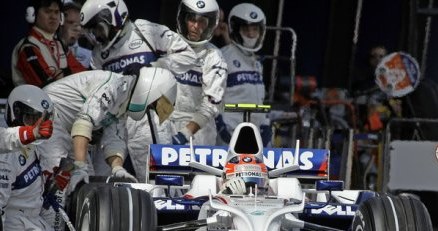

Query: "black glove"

xmin=260 ymin=125 xmax=272 ymax=147
xmin=172 ymin=132 xmax=189 ymax=145
xmin=215 ymin=115 xmax=231 ymax=143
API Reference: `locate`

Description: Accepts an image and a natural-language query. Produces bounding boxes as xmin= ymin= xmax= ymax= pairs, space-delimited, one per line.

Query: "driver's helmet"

xmin=5 ymin=85 xmax=54 ymax=127
xmin=177 ymin=0 xmax=220 ymax=46
xmin=224 ymin=153 xmax=269 ymax=191
xmin=228 ymin=3 xmax=266 ymax=52
xmin=80 ymin=0 xmax=129 ymax=51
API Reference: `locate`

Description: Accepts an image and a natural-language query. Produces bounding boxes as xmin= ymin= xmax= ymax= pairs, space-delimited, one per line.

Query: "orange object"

xmin=367 ymin=111 xmax=383 ymax=131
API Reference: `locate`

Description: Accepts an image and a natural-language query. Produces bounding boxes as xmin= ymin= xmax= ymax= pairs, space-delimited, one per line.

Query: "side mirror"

xmin=316 ymin=180 xmax=344 ymax=191
xmin=155 ymin=175 xmax=184 ymax=187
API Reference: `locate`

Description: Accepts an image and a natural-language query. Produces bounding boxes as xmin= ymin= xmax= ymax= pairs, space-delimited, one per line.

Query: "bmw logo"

xmin=250 ymin=12 xmax=258 ymax=19
xmin=243 ymin=157 xmax=252 ymax=163
xmin=196 ymin=1 xmax=205 ymax=8
xmin=41 ymin=99 xmax=49 ymax=109
xmin=233 ymin=60 xmax=241 ymax=68
xmin=19 ymin=155 xmax=26 ymax=166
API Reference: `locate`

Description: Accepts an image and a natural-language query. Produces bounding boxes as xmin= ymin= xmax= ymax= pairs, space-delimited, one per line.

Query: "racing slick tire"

xmin=69 ymin=182 xmax=106 ymax=228
xmin=77 ymin=185 xmax=157 ymax=231
xmin=351 ymin=194 xmax=433 ymax=230
xmin=68 ymin=176 xmax=138 ymax=228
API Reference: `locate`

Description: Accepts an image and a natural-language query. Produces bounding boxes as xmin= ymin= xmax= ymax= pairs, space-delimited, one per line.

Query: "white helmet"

xmin=228 ymin=3 xmax=266 ymax=52
xmin=5 ymin=85 xmax=54 ymax=127
xmin=127 ymin=67 xmax=176 ymax=121
xmin=177 ymin=0 xmax=219 ymax=46
xmin=80 ymin=0 xmax=129 ymax=51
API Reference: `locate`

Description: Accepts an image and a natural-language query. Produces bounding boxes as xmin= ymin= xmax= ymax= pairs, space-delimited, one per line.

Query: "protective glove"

xmin=260 ymin=125 xmax=272 ymax=147
xmin=112 ymin=166 xmax=139 ymax=183
xmin=171 ymin=127 xmax=192 ymax=145
xmin=42 ymin=165 xmax=71 ymax=210
xmin=66 ymin=161 xmax=89 ymax=195
xmin=42 ymin=166 xmax=71 ymax=192
xmin=172 ymin=132 xmax=189 ymax=145
xmin=19 ymin=118 xmax=53 ymax=145
xmin=220 ymin=177 xmax=246 ymax=195
xmin=215 ymin=115 xmax=231 ymax=143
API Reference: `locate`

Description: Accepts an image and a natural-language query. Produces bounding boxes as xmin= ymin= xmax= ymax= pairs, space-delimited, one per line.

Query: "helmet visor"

xmin=23 ymin=113 xmax=42 ymax=126
xmin=177 ymin=4 xmax=218 ymax=44
xmin=13 ymin=102 xmax=52 ymax=126
xmin=185 ymin=13 xmax=210 ymax=41
xmin=230 ymin=16 xmax=266 ymax=51
xmin=83 ymin=23 xmax=111 ymax=45
xmin=82 ymin=8 xmax=112 ymax=29
xmin=82 ymin=9 xmax=113 ymax=45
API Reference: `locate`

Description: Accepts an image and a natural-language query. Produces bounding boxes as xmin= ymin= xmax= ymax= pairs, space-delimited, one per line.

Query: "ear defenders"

xmin=60 ymin=11 xmax=64 ymax=25
xmin=25 ymin=6 xmax=36 ymax=24
xmin=25 ymin=5 xmax=64 ymax=25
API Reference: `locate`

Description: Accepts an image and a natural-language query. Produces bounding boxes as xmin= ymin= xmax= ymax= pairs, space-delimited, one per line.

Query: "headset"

xmin=25 ymin=5 xmax=36 ymax=24
xmin=25 ymin=0 xmax=64 ymax=25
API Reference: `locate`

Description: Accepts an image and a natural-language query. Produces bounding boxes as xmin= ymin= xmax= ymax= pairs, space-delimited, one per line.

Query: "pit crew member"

xmin=216 ymin=3 xmax=272 ymax=147
xmin=34 ymin=67 xmax=176 ymax=195
xmin=0 ymin=85 xmax=54 ymax=230
xmin=165 ymin=0 xmax=227 ymax=146
xmin=79 ymin=0 xmax=197 ymax=182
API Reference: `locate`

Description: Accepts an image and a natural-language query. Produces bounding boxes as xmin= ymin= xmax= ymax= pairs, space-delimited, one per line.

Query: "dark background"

xmin=1 ymin=0 xmax=437 ymax=100
xmin=3 ymin=1 xmax=438 ymax=224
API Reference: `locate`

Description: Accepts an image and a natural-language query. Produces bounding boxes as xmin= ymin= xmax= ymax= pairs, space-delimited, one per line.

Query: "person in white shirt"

xmin=58 ymin=0 xmax=92 ymax=68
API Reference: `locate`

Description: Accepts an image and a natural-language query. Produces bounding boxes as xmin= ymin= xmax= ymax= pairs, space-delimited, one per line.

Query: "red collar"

xmin=29 ymin=28 xmax=57 ymax=47
xmin=29 ymin=27 xmax=62 ymax=68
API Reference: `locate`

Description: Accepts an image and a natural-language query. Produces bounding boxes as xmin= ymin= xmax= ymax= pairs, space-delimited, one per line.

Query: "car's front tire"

xmin=351 ymin=193 xmax=432 ymax=231
xmin=77 ymin=185 xmax=157 ymax=231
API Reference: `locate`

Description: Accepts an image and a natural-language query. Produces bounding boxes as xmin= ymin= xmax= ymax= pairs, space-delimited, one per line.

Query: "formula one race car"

xmin=149 ymin=122 xmax=433 ymax=231
xmin=68 ymin=121 xmax=433 ymax=231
